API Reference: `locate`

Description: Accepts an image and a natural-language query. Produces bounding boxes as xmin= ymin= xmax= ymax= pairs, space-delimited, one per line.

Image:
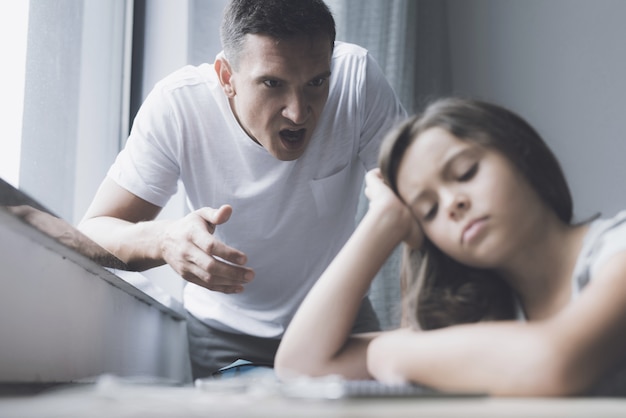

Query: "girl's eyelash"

xmin=459 ymin=162 xmax=478 ymax=181
xmin=420 ymin=161 xmax=477 ymax=221
xmin=424 ymin=203 xmax=438 ymax=221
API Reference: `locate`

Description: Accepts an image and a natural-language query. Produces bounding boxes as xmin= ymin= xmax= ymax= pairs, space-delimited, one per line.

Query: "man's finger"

xmin=187 ymin=245 xmax=253 ymax=283
xmin=194 ymin=235 xmax=248 ymax=266
xmin=196 ymin=205 xmax=233 ymax=226
xmin=184 ymin=273 xmax=245 ymax=294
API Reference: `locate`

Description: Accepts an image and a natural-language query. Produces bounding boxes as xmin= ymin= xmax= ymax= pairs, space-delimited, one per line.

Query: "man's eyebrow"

xmin=254 ymin=70 xmax=332 ymax=83
xmin=311 ymin=70 xmax=332 ymax=80
xmin=407 ymin=146 xmax=477 ymax=206
xmin=254 ymin=73 xmax=284 ymax=82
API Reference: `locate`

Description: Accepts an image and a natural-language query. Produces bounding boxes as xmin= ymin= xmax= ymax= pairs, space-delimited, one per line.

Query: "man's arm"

xmin=78 ymin=177 xmax=254 ymax=294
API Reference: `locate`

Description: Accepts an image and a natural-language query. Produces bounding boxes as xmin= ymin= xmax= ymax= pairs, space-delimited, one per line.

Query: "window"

xmin=0 ymin=0 xmax=132 ymax=224
xmin=0 ymin=1 xmax=29 ymax=189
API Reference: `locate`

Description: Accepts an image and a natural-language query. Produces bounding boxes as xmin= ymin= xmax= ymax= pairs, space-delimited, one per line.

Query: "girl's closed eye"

xmin=458 ymin=162 xmax=479 ymax=182
xmin=423 ymin=203 xmax=439 ymax=222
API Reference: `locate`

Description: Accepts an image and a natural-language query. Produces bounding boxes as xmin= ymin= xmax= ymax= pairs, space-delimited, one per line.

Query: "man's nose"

xmin=282 ymin=90 xmax=310 ymax=124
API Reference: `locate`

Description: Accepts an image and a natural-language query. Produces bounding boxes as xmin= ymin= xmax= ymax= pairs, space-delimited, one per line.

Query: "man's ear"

xmin=215 ymin=57 xmax=235 ymax=98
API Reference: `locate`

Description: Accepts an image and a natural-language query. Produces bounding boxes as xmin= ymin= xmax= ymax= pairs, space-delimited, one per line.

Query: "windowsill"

xmin=0 ymin=177 xmax=185 ymax=320
xmin=0 ymin=202 xmax=191 ymax=384
xmin=0 ymin=206 xmax=185 ymax=321
xmin=105 ymin=268 xmax=186 ymax=320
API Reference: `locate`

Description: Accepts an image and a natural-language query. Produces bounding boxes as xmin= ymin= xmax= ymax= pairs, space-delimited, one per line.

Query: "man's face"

xmin=217 ymin=34 xmax=332 ymax=161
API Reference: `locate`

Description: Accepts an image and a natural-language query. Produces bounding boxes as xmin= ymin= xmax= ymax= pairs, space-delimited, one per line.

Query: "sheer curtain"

xmin=326 ymin=0 xmax=451 ymax=329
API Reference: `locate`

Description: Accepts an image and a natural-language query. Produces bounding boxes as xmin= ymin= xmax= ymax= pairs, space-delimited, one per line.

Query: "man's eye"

xmin=263 ymin=80 xmax=280 ymax=88
xmin=459 ymin=163 xmax=478 ymax=182
xmin=308 ymin=77 xmax=327 ymax=87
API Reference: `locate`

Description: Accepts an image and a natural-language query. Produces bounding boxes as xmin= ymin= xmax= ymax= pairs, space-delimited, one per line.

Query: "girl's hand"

xmin=364 ymin=169 xmax=423 ymax=250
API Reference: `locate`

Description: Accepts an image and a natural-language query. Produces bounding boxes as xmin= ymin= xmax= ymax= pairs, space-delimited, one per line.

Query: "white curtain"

xmin=326 ymin=0 xmax=451 ymax=329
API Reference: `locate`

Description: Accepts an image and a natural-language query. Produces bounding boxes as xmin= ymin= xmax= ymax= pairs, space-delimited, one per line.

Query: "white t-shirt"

xmin=571 ymin=210 xmax=626 ymax=395
xmin=515 ymin=210 xmax=626 ymax=318
xmin=108 ymin=42 xmax=406 ymax=338
xmin=570 ymin=210 xmax=626 ymax=297
xmin=515 ymin=210 xmax=626 ymax=395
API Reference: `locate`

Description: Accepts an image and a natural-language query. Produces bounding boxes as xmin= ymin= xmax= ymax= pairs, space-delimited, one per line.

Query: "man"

xmin=79 ymin=0 xmax=406 ymax=379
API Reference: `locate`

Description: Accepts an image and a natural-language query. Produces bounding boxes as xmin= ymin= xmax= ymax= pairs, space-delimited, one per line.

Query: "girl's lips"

xmin=461 ymin=217 xmax=488 ymax=244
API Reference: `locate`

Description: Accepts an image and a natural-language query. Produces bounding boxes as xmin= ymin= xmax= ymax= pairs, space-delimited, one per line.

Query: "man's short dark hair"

xmin=221 ymin=0 xmax=336 ymax=68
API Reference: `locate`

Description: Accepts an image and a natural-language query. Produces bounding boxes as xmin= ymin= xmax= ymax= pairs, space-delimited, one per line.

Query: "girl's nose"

xmin=447 ymin=193 xmax=470 ymax=220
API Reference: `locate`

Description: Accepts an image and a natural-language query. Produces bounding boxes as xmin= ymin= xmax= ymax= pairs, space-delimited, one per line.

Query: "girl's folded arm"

xmin=275 ymin=181 xmax=414 ymax=379
xmin=367 ymin=251 xmax=626 ymax=396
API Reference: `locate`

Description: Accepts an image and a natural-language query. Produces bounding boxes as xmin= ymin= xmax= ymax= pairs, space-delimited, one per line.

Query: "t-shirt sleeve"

xmin=590 ymin=211 xmax=626 ymax=279
xmin=107 ymin=82 xmax=182 ymax=208
xmin=358 ymin=53 xmax=407 ymax=171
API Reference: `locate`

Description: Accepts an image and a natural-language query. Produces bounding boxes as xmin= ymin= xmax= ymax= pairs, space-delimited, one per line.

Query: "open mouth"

xmin=279 ymin=128 xmax=306 ymax=145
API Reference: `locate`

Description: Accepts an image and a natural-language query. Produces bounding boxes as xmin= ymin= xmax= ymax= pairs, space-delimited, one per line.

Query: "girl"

xmin=275 ymin=98 xmax=626 ymax=396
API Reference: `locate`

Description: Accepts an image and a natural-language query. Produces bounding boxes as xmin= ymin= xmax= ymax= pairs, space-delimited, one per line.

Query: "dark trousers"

xmin=186 ymin=296 xmax=380 ymax=380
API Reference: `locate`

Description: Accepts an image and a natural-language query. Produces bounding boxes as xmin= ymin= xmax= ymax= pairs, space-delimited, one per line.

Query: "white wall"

xmin=447 ymin=0 xmax=626 ymax=220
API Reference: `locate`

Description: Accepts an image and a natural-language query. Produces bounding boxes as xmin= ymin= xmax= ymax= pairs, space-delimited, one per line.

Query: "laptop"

xmin=278 ymin=375 xmax=484 ymax=400
xmin=196 ymin=360 xmax=484 ymax=400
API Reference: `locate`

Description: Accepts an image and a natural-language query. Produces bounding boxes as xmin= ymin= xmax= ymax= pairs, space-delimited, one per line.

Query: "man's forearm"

xmin=78 ymin=216 xmax=169 ymax=271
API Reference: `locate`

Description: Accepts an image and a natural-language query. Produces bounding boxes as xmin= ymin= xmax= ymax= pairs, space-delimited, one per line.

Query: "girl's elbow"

xmin=535 ymin=358 xmax=593 ymax=396
xmin=500 ymin=341 xmax=590 ymax=397
xmin=274 ymin=347 xmax=310 ymax=380
xmin=366 ymin=336 xmax=407 ymax=384
xmin=519 ymin=367 xmax=587 ymax=397
xmin=274 ymin=346 xmax=333 ymax=380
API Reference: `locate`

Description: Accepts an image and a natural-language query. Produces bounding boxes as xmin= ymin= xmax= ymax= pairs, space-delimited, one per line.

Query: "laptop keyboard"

xmin=340 ymin=380 xmax=440 ymax=398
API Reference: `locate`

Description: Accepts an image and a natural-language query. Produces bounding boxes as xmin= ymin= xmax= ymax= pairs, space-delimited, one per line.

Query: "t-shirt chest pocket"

xmin=309 ymin=164 xmax=354 ymax=218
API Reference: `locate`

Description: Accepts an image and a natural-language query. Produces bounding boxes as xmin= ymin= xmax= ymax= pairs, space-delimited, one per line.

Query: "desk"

xmin=1 ymin=376 xmax=626 ymax=418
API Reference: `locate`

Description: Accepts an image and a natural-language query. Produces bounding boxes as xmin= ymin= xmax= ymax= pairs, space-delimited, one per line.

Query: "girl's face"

xmin=396 ymin=127 xmax=545 ymax=268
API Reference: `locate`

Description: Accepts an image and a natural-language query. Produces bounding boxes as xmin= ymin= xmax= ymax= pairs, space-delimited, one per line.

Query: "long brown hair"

xmin=379 ymin=98 xmax=573 ymax=330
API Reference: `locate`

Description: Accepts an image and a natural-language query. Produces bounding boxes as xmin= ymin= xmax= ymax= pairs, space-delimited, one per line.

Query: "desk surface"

xmin=1 ymin=377 xmax=626 ymax=418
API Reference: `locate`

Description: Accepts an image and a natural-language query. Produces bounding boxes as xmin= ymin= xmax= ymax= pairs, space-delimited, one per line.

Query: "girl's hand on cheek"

xmin=364 ymin=169 xmax=405 ymax=213
xmin=364 ymin=169 xmax=424 ymax=249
